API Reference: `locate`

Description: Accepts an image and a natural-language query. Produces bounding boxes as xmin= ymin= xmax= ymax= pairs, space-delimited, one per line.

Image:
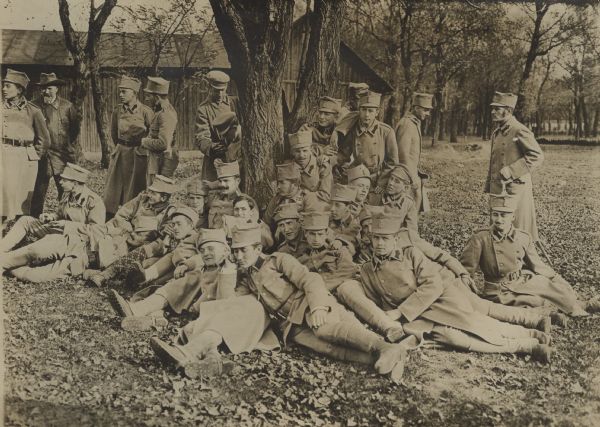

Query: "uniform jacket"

xmin=38 ymin=96 xmax=81 ymax=174
xmin=486 ymin=116 xmax=543 ymax=194
xmin=368 ymin=192 xmax=418 ymax=232
xmin=143 ymin=230 xmax=197 ymax=261
xmin=195 ymin=97 xmax=234 ymax=181
xmin=2 ymin=96 xmax=50 ymax=157
xmin=55 ymin=186 xmax=106 ymax=227
xmin=460 ymin=226 xmax=555 ymax=287
xmin=297 ymin=244 xmax=360 ymax=291
xmin=263 ymin=189 xmax=308 ymax=230
xmin=237 ymin=253 xmax=332 ymax=339
xmin=277 ymin=233 xmax=309 ymax=258
xmin=338 ymin=119 xmax=398 ymax=177
xmin=206 ymin=189 xmax=243 ymax=229
xmin=297 ymin=153 xmax=333 ymax=202
xmin=141 ymin=99 xmax=178 ymax=175
xmin=395 ymin=112 xmax=422 ymax=181
xmin=329 ymin=213 xmax=361 ymax=254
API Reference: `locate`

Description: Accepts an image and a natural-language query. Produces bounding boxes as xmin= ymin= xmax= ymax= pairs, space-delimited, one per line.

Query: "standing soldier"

xmin=195 ymin=70 xmax=234 ymax=181
xmin=487 ymin=92 xmax=543 ymax=241
xmin=337 ymin=91 xmax=398 ymax=190
xmin=1 ymin=69 xmax=50 ymax=221
xmin=339 ymin=82 xmax=369 ymax=119
xmin=395 ymin=92 xmax=433 ymax=213
xmin=104 ymin=76 xmax=153 ymax=219
xmin=32 ymin=73 xmax=81 ymax=215
xmin=141 ymin=77 xmax=178 ymax=184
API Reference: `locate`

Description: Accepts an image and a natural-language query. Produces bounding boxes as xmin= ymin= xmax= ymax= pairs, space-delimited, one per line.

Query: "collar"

xmin=248 ymin=254 xmax=266 ymax=274
xmin=382 ymin=193 xmax=405 ymax=206
xmin=300 ymin=155 xmax=317 ymax=175
xmin=122 ymin=101 xmax=139 ymax=114
xmin=356 ymin=120 xmax=378 ymax=137
xmin=492 ymin=226 xmax=515 ymax=242
xmin=372 ymin=250 xmax=403 ymax=270
xmin=494 ymin=115 xmax=514 ymax=136
xmin=43 ymin=96 xmax=59 ymax=109
xmin=4 ymin=96 xmax=27 ymax=110
xmin=405 ymin=111 xmax=421 ymax=125
xmin=332 ymin=212 xmax=353 ymax=227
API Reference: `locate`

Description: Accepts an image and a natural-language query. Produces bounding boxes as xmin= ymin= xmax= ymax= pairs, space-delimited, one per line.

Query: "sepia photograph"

xmin=1 ymin=0 xmax=599 ymax=425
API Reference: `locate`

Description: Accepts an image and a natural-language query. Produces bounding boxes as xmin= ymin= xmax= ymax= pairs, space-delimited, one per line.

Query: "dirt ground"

xmin=3 ymin=142 xmax=600 ymax=426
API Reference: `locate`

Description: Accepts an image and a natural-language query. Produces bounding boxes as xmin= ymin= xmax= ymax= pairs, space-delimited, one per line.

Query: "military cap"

xmin=231 ymin=224 xmax=262 ymax=248
xmin=331 ymin=183 xmax=357 ymax=203
xmin=348 ymin=82 xmax=369 ymax=99
xmin=186 ymin=179 xmax=208 ymax=196
xmin=144 ymin=77 xmax=170 ymax=95
xmin=276 ymin=162 xmax=301 ymax=181
xmin=489 ymin=194 xmax=518 ymax=213
xmin=118 ymin=76 xmax=141 ymax=92
xmin=169 ymin=205 xmax=199 ymax=225
xmin=358 ymin=91 xmax=381 ymax=108
xmin=389 ymin=164 xmax=412 ymax=184
xmin=215 ymin=159 xmax=240 ymax=178
xmin=60 ymin=162 xmax=90 ymax=183
xmin=148 ymin=175 xmax=177 ymax=194
xmin=206 ymin=70 xmax=230 ymax=89
xmin=274 ymin=203 xmax=300 ymax=223
xmin=371 ymin=212 xmax=403 ymax=235
xmin=197 ymin=228 xmax=228 ymax=247
xmin=358 ymin=204 xmax=385 ymax=224
xmin=490 ymin=92 xmax=518 ymax=109
xmin=213 ymin=111 xmax=238 ymax=138
xmin=3 ymin=69 xmax=30 ymax=89
xmin=132 ymin=216 xmax=159 ymax=232
xmin=302 ymin=211 xmax=330 ymax=230
xmin=412 ymin=92 xmax=433 ymax=109
xmin=36 ymin=72 xmax=65 ymax=87
xmin=347 ymin=164 xmax=371 ymax=183
xmin=318 ymin=96 xmax=341 ymax=114
xmin=289 ymin=130 xmax=313 ymax=150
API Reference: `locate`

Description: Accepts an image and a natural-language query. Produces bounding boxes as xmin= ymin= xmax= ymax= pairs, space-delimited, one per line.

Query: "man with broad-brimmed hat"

xmin=2 ymin=68 xmax=50 ymax=220
xmin=141 ymin=77 xmax=178 ymax=184
xmin=195 ymin=70 xmax=237 ymax=180
xmin=337 ymin=91 xmax=398 ymax=190
xmin=104 ymin=75 xmax=154 ymax=219
xmin=288 ymin=129 xmax=333 ymax=202
xmin=336 ymin=212 xmax=554 ymax=364
xmin=227 ymin=224 xmax=408 ymax=383
xmin=31 ymin=72 xmax=82 ymax=214
xmin=395 ymin=92 xmax=433 ymax=214
xmin=0 ymin=163 xmax=105 ymax=253
xmin=460 ymin=194 xmax=600 ymax=321
xmin=486 ymin=91 xmax=543 ymax=241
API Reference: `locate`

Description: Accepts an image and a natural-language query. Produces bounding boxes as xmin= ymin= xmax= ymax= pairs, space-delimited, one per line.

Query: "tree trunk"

xmin=592 ymin=105 xmax=599 ymax=137
xmin=90 ymin=70 xmax=111 ymax=168
xmin=286 ymin=0 xmax=345 ymax=133
xmin=209 ymin=0 xmax=294 ymax=207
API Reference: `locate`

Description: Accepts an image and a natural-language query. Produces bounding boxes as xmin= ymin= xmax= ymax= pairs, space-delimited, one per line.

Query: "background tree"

xmin=57 ymin=0 xmax=117 ymax=168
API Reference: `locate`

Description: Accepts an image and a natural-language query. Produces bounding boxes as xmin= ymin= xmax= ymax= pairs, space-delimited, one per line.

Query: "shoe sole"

xmin=121 ymin=316 xmax=168 ymax=331
xmin=150 ymin=337 xmax=188 ymax=369
xmin=109 ymin=289 xmax=134 ymax=317
xmin=184 ymin=359 xmax=235 ymax=379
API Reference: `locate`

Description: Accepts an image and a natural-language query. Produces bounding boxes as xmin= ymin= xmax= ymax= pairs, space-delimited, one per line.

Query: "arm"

xmin=506 ymin=127 xmax=544 ymax=180
xmin=67 ymin=102 xmax=80 ymax=147
xmin=87 ymin=196 xmax=106 ymax=225
xmin=395 ymin=119 xmax=412 ymax=169
xmin=110 ymin=109 xmax=118 ymax=148
xmin=384 ymin=127 xmax=399 ymax=165
xmin=522 ymin=235 xmax=555 ymax=279
xmin=110 ymin=196 xmax=139 ymax=232
xmin=194 ymin=105 xmax=212 ymax=154
xmin=141 ymin=111 xmax=177 ymax=152
xmin=459 ymin=234 xmax=483 ymax=277
xmin=413 ymin=237 xmax=469 ymax=277
xmin=316 ymin=157 xmax=333 ymax=201
xmin=395 ymin=247 xmax=445 ymax=322
xmin=32 ymin=108 xmax=50 ymax=157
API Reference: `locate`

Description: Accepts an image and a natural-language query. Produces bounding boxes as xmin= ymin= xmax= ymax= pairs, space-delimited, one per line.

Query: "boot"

xmin=126 ymin=261 xmax=146 ymax=289
xmin=531 ymin=344 xmax=552 ymax=364
xmin=529 ymin=329 xmax=551 ymax=345
xmin=585 ymin=297 xmax=600 ymax=314
xmin=150 ymin=337 xmax=192 ymax=369
xmin=109 ymin=289 xmax=135 ymax=317
xmin=550 ymin=312 xmax=569 ymax=327
xmin=184 ymin=349 xmax=235 ymax=379
xmin=488 ymin=303 xmax=550 ymax=331
xmin=92 ymin=247 xmax=147 ymax=287
xmin=121 ymin=312 xmax=168 ymax=331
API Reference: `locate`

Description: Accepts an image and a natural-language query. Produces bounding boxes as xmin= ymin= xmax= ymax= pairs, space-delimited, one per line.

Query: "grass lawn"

xmin=3 ymin=141 xmax=600 ymax=426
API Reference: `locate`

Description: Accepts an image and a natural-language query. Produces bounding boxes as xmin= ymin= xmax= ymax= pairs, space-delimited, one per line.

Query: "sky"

xmin=0 ymin=0 xmax=211 ymax=32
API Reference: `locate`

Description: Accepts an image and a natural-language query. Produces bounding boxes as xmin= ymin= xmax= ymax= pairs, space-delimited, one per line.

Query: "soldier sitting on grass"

xmin=272 ymin=203 xmax=308 ymax=258
xmin=205 ymin=159 xmax=247 ymax=229
xmin=461 ymin=194 xmax=600 ymax=324
xmin=328 ymin=183 xmax=361 ymax=255
xmin=222 ymin=194 xmax=274 ymax=252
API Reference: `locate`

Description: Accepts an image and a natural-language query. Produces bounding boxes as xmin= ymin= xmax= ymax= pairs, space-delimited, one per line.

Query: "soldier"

xmin=460 ymin=194 xmax=600 ymax=319
xmin=339 ymin=82 xmax=369 ymax=119
xmin=272 ymin=203 xmax=308 ymax=258
xmin=222 ymin=195 xmax=274 ymax=251
xmin=32 ymin=73 xmax=81 ymax=214
xmin=184 ymin=179 xmax=208 ymax=229
xmin=109 ymin=228 xmax=235 ymax=331
xmin=0 ymin=163 xmax=104 ymax=253
xmin=355 ymin=204 xmax=384 ymax=264
xmin=300 ymin=96 xmax=341 ymax=158
xmin=329 ymin=183 xmax=361 ymax=254
xmin=369 ymin=164 xmax=418 ymax=232
xmin=289 ymin=130 xmax=333 ymax=202
xmin=487 ymin=92 xmax=544 ymax=241
xmin=337 ymin=91 xmax=398 ymax=188
xmin=1 ymin=69 xmax=50 ymax=220
xmin=213 ymin=111 xmax=242 ymax=163
xmin=195 ymin=70 xmax=235 ymax=181
xmin=140 ymin=77 xmax=178 ymax=184
xmin=395 ymin=92 xmax=433 ymax=213
xmin=104 ymin=76 xmax=153 ymax=219
xmin=263 ymin=162 xmax=309 ymax=230
xmin=205 ymin=160 xmax=246 ymax=228
xmin=336 ymin=213 xmax=552 ymax=363
xmin=1 ymin=175 xmax=174 ymax=283
xmin=297 ymin=211 xmax=360 ymax=293
xmin=346 ymin=163 xmax=372 ymax=216
xmin=227 ymin=225 xmax=408 ymax=381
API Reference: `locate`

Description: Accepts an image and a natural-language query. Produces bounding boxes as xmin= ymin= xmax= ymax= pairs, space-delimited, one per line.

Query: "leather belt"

xmin=3 ymin=138 xmax=33 ymax=147
xmin=117 ymin=139 xmax=140 ymax=147
xmin=489 ymin=270 xmax=522 ymax=285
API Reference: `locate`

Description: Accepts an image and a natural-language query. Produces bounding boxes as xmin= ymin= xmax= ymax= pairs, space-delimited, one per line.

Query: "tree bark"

xmin=286 ymin=0 xmax=345 ymax=133
xmin=209 ymin=0 xmax=294 ymax=206
xmin=90 ymin=71 xmax=111 ymax=168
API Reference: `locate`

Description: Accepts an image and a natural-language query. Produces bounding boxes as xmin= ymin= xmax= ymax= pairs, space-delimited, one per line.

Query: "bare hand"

xmin=385 ymin=308 xmax=402 ymax=321
xmin=309 ymin=308 xmax=329 ymax=329
xmin=39 ymin=213 xmax=54 ymax=223
xmin=461 ymin=275 xmax=478 ymax=293
xmin=174 ymin=264 xmax=188 ymax=278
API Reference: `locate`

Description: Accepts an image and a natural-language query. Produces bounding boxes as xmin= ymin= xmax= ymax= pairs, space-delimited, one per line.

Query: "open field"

xmin=3 ymin=141 xmax=600 ymax=426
